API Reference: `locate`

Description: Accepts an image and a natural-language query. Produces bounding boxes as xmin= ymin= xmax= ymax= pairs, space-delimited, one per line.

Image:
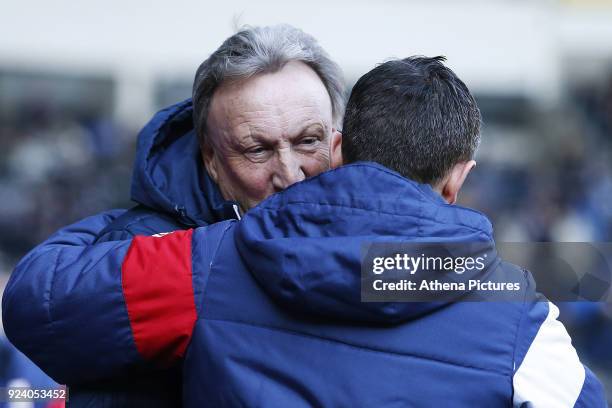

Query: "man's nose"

xmin=271 ymin=149 xmax=305 ymax=192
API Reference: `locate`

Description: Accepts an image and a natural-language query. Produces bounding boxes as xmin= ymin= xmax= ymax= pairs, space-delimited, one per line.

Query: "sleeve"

xmin=93 ymin=205 xmax=190 ymax=243
xmin=1 ymin=212 xmax=229 ymax=385
xmin=512 ymin=299 xmax=607 ymax=407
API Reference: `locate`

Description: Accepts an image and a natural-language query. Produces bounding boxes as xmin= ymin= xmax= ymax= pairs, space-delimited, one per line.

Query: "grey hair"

xmin=192 ymin=24 xmax=346 ymax=147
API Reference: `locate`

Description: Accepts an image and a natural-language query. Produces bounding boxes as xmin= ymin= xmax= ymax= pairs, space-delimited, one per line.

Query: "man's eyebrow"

xmin=234 ymin=125 xmax=268 ymax=144
xmin=239 ymin=131 xmax=275 ymax=146
xmin=235 ymin=123 xmax=327 ymax=145
xmin=294 ymin=123 xmax=326 ymax=137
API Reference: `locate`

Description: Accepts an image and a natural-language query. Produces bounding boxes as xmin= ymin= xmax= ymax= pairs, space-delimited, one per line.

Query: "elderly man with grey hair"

xmin=27 ymin=24 xmax=344 ymax=408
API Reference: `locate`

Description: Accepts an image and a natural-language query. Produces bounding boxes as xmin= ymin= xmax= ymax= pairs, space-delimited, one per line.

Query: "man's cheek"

xmin=245 ymin=183 xmax=276 ymax=210
xmin=305 ymin=150 xmax=332 ymax=176
xmin=231 ymin=159 xmax=264 ymax=182
xmin=241 ymin=171 xmax=272 ymax=197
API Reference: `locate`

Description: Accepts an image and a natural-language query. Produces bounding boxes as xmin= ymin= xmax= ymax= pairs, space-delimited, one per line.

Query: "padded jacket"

xmin=3 ymin=163 xmax=606 ymax=407
xmin=20 ymin=98 xmax=237 ymax=407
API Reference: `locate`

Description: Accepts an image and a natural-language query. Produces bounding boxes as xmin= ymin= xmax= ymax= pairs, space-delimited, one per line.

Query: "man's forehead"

xmin=207 ymin=61 xmax=333 ymax=134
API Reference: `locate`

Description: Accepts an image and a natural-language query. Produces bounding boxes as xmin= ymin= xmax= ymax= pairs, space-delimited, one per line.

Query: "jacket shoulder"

xmin=95 ymin=205 xmax=188 ymax=242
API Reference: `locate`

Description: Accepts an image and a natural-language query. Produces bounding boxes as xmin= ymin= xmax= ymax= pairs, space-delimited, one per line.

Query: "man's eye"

xmin=300 ymin=137 xmax=318 ymax=145
xmin=244 ymin=146 xmax=271 ymax=161
xmin=246 ymin=146 xmax=266 ymax=155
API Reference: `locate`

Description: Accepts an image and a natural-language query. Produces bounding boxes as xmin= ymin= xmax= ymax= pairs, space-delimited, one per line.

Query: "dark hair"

xmin=341 ymin=56 xmax=481 ymax=184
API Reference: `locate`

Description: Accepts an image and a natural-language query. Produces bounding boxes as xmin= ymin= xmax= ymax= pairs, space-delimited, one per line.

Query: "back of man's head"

xmin=341 ymin=56 xmax=481 ymax=187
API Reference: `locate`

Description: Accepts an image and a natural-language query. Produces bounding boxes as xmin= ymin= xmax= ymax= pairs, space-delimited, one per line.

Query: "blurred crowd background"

xmin=1 ymin=0 xmax=612 ymax=405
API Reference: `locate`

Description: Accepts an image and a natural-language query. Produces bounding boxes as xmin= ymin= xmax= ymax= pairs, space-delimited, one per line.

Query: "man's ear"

xmin=201 ymin=142 xmax=219 ymax=184
xmin=440 ymin=160 xmax=476 ymax=204
xmin=330 ymin=129 xmax=343 ymax=169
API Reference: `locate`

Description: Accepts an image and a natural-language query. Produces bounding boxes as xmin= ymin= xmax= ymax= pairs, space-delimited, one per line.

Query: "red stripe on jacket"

xmin=122 ymin=229 xmax=196 ymax=366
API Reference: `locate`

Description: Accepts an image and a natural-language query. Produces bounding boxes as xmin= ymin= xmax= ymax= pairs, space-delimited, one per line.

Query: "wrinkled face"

xmin=203 ymin=61 xmax=341 ymax=212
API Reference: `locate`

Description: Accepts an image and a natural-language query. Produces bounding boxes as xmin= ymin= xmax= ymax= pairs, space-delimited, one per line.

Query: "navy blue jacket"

xmin=60 ymin=98 xmax=238 ymax=407
xmin=96 ymin=98 xmax=240 ymax=243
xmin=3 ymin=163 xmax=606 ymax=407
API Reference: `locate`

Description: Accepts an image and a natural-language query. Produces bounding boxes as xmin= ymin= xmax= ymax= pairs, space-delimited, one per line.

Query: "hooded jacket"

xmin=95 ymin=98 xmax=240 ymax=243
xmin=40 ymin=98 xmax=237 ymax=407
xmin=2 ymin=163 xmax=606 ymax=407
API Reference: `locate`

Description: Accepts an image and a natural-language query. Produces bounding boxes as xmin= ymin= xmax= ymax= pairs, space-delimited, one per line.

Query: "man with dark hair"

xmin=343 ymin=56 xmax=480 ymax=193
xmin=4 ymin=57 xmax=606 ymax=407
